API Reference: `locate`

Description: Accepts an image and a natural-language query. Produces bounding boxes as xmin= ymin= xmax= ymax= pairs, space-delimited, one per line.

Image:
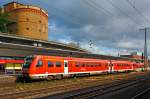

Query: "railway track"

xmin=45 ymin=74 xmax=150 ymax=99
xmin=0 ymin=72 xmax=148 ymax=99
xmin=0 ymin=75 xmax=119 ymax=99
xmin=131 ymin=88 xmax=150 ymax=99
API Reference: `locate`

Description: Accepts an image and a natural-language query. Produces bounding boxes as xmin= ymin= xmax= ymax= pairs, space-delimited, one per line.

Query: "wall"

xmin=4 ymin=2 xmax=48 ymax=40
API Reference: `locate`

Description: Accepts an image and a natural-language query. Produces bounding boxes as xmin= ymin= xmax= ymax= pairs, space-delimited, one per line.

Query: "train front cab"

xmin=22 ymin=55 xmax=68 ymax=80
xmin=21 ymin=56 xmax=35 ymax=81
xmin=22 ymin=55 xmax=47 ymax=80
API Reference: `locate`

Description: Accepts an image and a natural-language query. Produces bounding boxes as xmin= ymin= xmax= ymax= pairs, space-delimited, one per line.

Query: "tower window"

xmin=26 ymin=18 xmax=29 ymax=21
xmin=39 ymin=20 xmax=41 ymax=23
xmin=26 ymin=28 xmax=29 ymax=30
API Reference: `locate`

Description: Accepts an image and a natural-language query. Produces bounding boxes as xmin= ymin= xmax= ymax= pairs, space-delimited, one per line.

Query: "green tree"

xmin=0 ymin=7 xmax=14 ymax=33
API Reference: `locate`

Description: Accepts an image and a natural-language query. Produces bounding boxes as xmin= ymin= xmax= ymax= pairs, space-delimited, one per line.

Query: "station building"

xmin=3 ymin=2 xmax=48 ymax=40
xmin=120 ymin=52 xmax=143 ymax=60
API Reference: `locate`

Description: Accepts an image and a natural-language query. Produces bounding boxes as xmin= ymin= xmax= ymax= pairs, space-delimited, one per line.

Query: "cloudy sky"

xmin=1 ymin=0 xmax=150 ymax=56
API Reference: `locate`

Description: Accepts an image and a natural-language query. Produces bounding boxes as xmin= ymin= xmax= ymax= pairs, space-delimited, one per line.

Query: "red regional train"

xmin=21 ymin=55 xmax=143 ymax=81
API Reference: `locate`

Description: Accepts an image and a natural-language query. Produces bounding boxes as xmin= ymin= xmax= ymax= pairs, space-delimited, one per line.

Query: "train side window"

xmin=36 ymin=60 xmax=43 ymax=67
xmin=86 ymin=64 xmax=89 ymax=67
xmin=92 ymin=64 xmax=94 ymax=67
xmin=76 ymin=63 xmax=80 ymax=67
xmin=65 ymin=62 xmax=68 ymax=67
xmin=82 ymin=64 xmax=85 ymax=67
xmin=48 ymin=61 xmax=53 ymax=67
xmin=95 ymin=64 xmax=97 ymax=67
xmin=56 ymin=62 xmax=61 ymax=67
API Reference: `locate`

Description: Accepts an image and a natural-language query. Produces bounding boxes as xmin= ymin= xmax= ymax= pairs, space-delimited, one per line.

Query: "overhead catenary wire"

xmin=47 ymin=0 xmax=140 ymax=29
xmin=83 ymin=0 xmax=139 ymax=31
xmin=47 ymin=0 xmax=115 ymax=33
xmin=44 ymin=0 xmax=145 ymax=51
xmin=84 ymin=0 xmax=114 ymax=17
xmin=106 ymin=0 xmax=139 ymax=25
xmin=82 ymin=0 xmax=117 ymax=33
xmin=125 ymin=0 xmax=150 ymax=24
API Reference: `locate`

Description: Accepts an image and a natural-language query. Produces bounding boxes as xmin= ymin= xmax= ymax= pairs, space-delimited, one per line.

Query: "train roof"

xmin=111 ymin=60 xmax=133 ymax=63
xmin=30 ymin=55 xmax=139 ymax=63
xmin=34 ymin=55 xmax=109 ymax=62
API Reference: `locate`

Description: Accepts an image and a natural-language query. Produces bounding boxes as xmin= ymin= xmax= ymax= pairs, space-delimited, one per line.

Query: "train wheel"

xmin=15 ymin=76 xmax=23 ymax=82
xmin=47 ymin=75 xmax=54 ymax=81
xmin=73 ymin=74 xmax=77 ymax=78
xmin=56 ymin=75 xmax=63 ymax=80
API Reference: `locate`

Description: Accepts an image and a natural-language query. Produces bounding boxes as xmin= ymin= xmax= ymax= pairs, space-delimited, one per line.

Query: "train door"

xmin=64 ymin=60 xmax=68 ymax=74
xmin=108 ymin=63 xmax=111 ymax=73
xmin=109 ymin=62 xmax=114 ymax=73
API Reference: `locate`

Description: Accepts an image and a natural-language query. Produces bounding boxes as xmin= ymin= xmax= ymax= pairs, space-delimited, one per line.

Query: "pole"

xmin=144 ymin=28 xmax=147 ymax=71
xmin=140 ymin=28 xmax=150 ymax=71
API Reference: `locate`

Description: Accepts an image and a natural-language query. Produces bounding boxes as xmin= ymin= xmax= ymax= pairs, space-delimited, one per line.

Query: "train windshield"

xmin=23 ymin=56 xmax=33 ymax=68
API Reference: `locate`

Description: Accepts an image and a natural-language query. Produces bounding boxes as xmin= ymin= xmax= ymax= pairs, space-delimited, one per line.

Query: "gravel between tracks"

xmin=0 ymin=71 xmax=148 ymax=99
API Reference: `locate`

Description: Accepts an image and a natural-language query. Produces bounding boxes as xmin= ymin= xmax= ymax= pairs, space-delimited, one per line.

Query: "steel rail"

xmin=0 ymin=73 xmax=148 ymax=99
xmin=47 ymin=75 xmax=150 ymax=99
xmin=131 ymin=87 xmax=150 ymax=99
